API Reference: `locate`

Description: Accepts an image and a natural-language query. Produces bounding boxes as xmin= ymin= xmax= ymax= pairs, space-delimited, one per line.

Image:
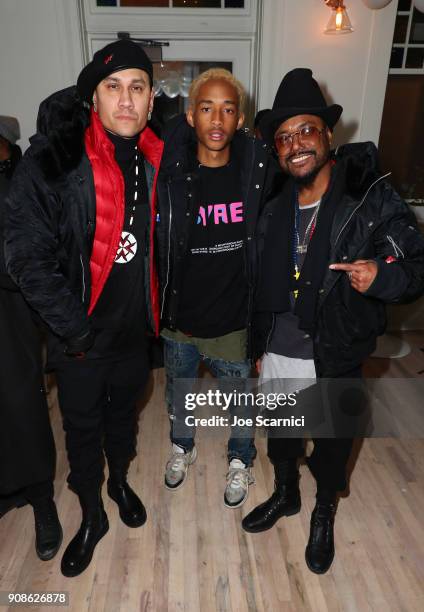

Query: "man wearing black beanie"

xmin=5 ymin=39 xmax=164 ymax=577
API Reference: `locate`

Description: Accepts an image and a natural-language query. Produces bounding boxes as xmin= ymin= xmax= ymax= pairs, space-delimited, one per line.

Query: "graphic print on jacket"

xmin=177 ymin=162 xmax=248 ymax=338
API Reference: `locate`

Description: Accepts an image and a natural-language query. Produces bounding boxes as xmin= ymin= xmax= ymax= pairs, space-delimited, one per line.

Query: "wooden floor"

xmin=1 ymin=332 xmax=424 ymax=612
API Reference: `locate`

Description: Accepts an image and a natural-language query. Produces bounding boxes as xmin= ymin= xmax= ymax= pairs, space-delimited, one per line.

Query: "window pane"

xmin=96 ymin=0 xmax=246 ymax=8
xmin=405 ymin=47 xmax=424 ymax=68
xmin=172 ymin=0 xmax=221 ymax=7
xmin=409 ymin=8 xmax=424 ymax=43
xmin=121 ymin=0 xmax=169 ymax=5
xmin=394 ymin=15 xmax=409 ymax=43
xmin=398 ymin=0 xmax=411 ymax=11
xmin=390 ymin=47 xmax=404 ymax=68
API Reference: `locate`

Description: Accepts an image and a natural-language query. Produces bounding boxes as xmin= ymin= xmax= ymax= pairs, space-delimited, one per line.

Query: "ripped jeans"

xmin=163 ymin=337 xmax=257 ymax=467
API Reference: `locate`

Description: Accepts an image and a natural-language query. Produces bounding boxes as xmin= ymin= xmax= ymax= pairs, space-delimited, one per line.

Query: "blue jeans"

xmin=163 ymin=337 xmax=256 ymax=467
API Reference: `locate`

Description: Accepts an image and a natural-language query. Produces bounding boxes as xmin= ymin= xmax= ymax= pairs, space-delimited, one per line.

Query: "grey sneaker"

xmin=164 ymin=444 xmax=197 ymax=490
xmin=224 ymin=459 xmax=255 ymax=508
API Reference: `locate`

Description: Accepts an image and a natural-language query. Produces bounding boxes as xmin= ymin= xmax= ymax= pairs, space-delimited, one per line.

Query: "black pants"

xmin=268 ymin=437 xmax=354 ymax=492
xmin=268 ymin=366 xmax=363 ymax=492
xmin=0 ymin=479 xmax=54 ymax=518
xmin=55 ymin=352 xmax=149 ymax=492
xmin=24 ymin=479 xmax=54 ymax=504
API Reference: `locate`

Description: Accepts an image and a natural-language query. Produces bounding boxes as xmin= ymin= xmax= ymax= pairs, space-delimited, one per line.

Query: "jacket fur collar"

xmin=31 ymin=86 xmax=163 ymax=181
xmin=31 ymin=87 xmax=90 ymax=180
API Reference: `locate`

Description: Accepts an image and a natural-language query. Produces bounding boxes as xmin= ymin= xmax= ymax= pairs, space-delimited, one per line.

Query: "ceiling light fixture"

xmin=324 ymin=0 xmax=354 ymax=35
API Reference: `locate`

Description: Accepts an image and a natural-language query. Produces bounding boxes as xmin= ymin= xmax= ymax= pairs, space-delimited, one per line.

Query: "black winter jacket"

xmin=155 ymin=114 xmax=281 ymax=354
xmin=4 ymin=87 xmax=161 ymax=366
xmin=5 ymin=88 xmax=94 ymax=361
xmin=254 ymin=141 xmax=424 ymax=377
xmin=0 ymin=145 xmax=55 ymax=493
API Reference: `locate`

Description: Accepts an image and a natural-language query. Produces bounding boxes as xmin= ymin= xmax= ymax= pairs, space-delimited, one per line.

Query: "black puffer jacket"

xmin=254 ymin=141 xmax=424 ymax=377
xmin=155 ymin=114 xmax=281 ymax=354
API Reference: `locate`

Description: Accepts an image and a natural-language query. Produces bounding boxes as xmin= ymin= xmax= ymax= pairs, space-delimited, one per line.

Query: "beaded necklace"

xmin=129 ymin=145 xmax=139 ymax=228
xmin=292 ymin=188 xmax=321 ymax=298
xmin=114 ymin=145 xmax=140 ymax=265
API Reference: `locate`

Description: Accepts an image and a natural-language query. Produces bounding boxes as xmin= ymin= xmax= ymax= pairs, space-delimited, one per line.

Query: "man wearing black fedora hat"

xmin=5 ymin=39 xmax=164 ymax=576
xmin=241 ymin=68 xmax=424 ymax=574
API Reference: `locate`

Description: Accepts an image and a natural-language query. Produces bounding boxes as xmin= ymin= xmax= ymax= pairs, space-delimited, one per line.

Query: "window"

xmin=96 ymin=0 xmax=245 ymax=7
xmin=86 ymin=0 xmax=253 ymax=32
xmin=390 ymin=0 xmax=424 ymax=73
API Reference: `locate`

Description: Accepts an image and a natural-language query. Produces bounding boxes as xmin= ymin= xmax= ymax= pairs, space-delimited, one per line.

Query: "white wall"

xmin=258 ymin=0 xmax=398 ymax=146
xmin=0 ymin=0 xmax=84 ymax=151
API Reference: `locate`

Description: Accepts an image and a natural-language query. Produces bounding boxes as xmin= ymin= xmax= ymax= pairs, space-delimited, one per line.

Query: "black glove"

xmin=64 ymin=328 xmax=95 ymax=359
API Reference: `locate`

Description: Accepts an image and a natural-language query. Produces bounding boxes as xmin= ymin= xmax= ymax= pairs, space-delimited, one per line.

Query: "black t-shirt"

xmin=177 ymin=162 xmax=248 ymax=338
xmin=268 ymin=202 xmax=320 ymax=359
xmin=89 ymin=131 xmax=149 ymax=359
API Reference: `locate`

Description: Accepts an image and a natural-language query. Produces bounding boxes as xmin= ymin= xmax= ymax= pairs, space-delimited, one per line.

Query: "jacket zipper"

xmin=386 ymin=234 xmax=405 ymax=259
xmin=245 ymin=141 xmax=259 ymax=358
xmin=245 ymin=140 xmax=258 ymax=331
xmin=160 ymin=181 xmax=173 ymax=318
xmin=80 ymin=254 xmax=86 ymax=303
xmin=245 ymin=140 xmax=256 ymax=260
xmin=334 ymin=172 xmax=391 ymax=246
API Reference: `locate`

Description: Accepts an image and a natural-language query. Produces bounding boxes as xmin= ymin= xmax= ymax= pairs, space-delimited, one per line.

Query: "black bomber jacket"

xmin=253 ymin=141 xmax=424 ymax=377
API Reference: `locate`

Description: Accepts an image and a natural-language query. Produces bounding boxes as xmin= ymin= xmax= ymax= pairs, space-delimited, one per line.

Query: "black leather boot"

xmin=107 ymin=466 xmax=146 ymax=528
xmin=305 ymin=499 xmax=337 ymax=574
xmin=32 ymin=497 xmax=63 ymax=561
xmin=242 ymin=460 xmax=301 ymax=533
xmin=61 ymin=486 xmax=109 ymax=577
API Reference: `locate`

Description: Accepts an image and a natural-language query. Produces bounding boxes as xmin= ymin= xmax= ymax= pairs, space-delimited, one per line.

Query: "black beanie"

xmin=77 ymin=39 xmax=153 ymax=103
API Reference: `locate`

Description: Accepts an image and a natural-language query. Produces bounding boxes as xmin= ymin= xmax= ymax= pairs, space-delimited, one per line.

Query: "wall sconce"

xmin=324 ymin=0 xmax=354 ymax=35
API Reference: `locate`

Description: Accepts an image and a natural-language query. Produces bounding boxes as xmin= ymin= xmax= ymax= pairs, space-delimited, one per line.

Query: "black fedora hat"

xmin=260 ymin=68 xmax=343 ymax=144
xmin=77 ymin=39 xmax=153 ymax=103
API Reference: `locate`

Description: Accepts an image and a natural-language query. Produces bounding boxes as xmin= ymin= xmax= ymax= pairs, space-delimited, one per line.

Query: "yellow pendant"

xmin=294 ymin=270 xmax=300 ymax=299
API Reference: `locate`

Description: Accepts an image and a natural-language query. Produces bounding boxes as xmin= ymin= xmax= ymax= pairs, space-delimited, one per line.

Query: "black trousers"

xmin=268 ymin=366 xmax=363 ymax=493
xmin=55 ymin=351 xmax=149 ymax=492
xmin=268 ymin=437 xmax=354 ymax=492
xmin=0 ymin=479 xmax=54 ymax=518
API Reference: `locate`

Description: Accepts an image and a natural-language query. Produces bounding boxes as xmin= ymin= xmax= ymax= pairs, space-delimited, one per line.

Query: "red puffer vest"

xmin=84 ymin=108 xmax=164 ymax=335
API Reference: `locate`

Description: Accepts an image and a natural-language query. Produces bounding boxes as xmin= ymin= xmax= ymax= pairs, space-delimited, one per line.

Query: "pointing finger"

xmin=329 ymin=263 xmax=356 ymax=271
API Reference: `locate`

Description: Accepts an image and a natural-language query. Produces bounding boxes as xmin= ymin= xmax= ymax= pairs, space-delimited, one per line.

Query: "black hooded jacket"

xmin=253 ymin=141 xmax=424 ymax=377
xmin=155 ymin=114 xmax=281 ymax=354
